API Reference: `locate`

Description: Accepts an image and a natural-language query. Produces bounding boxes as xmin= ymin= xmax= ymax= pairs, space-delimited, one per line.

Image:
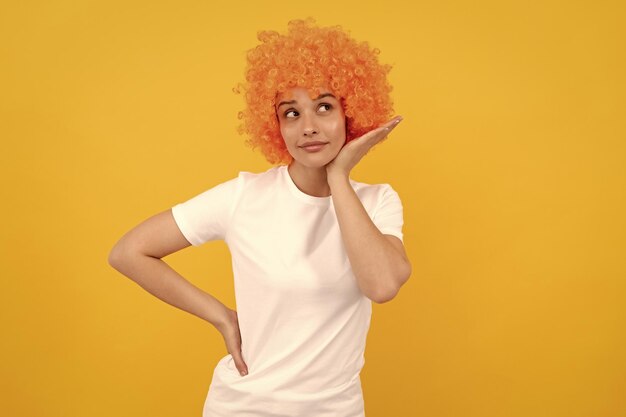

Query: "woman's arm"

xmin=328 ymin=176 xmax=411 ymax=304
xmin=108 ymin=209 xmax=231 ymax=332
xmin=326 ymin=116 xmax=411 ymax=303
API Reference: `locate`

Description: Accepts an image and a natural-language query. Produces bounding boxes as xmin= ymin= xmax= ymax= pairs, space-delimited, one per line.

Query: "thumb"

xmin=231 ymin=347 xmax=248 ymax=376
xmin=222 ymin=309 xmax=249 ymax=377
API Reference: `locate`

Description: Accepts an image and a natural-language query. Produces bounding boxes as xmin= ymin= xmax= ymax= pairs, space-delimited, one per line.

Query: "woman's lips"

xmin=300 ymin=142 xmax=328 ymax=152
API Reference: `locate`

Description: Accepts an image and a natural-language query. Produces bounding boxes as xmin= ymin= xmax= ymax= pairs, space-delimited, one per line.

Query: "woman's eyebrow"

xmin=277 ymin=93 xmax=336 ymax=109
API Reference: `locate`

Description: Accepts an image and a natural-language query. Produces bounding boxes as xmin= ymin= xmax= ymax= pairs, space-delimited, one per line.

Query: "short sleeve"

xmin=372 ymin=184 xmax=405 ymax=243
xmin=170 ymin=175 xmax=242 ymax=246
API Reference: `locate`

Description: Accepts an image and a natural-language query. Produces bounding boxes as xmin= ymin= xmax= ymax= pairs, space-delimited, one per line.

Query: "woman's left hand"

xmin=326 ymin=115 xmax=403 ymax=180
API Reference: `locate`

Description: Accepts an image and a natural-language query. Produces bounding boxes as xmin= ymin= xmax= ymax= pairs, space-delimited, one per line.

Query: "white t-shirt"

xmin=171 ymin=164 xmax=404 ymax=417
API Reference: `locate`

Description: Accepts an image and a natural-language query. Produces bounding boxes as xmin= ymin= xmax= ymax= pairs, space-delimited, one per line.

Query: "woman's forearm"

xmin=109 ymin=252 xmax=230 ymax=332
xmin=328 ymin=174 xmax=410 ymax=303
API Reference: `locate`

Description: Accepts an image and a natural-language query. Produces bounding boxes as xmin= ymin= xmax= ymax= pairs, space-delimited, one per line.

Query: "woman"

xmin=109 ymin=18 xmax=411 ymax=417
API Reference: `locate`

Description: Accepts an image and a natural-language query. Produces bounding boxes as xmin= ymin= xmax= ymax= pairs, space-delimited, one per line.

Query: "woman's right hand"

xmin=219 ymin=308 xmax=248 ymax=377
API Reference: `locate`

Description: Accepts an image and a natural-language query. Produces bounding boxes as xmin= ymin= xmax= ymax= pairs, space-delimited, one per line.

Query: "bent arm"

xmin=328 ymin=176 xmax=412 ymax=304
xmin=108 ymin=209 xmax=230 ymax=332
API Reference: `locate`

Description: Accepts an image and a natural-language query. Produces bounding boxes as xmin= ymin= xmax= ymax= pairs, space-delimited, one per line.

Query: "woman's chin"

xmin=292 ymin=154 xmax=337 ymax=169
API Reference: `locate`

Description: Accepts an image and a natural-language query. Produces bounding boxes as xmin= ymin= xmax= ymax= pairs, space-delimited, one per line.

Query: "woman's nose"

xmin=301 ymin=112 xmax=319 ymax=136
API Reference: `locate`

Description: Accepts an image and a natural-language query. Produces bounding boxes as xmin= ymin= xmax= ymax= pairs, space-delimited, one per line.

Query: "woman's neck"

xmin=287 ymin=162 xmax=331 ymax=197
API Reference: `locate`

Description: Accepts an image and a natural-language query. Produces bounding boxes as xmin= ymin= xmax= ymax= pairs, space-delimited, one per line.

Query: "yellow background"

xmin=1 ymin=1 xmax=624 ymax=416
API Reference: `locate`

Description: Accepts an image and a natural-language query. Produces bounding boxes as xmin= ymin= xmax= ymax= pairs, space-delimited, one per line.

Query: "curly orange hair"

xmin=234 ymin=18 xmax=394 ymax=165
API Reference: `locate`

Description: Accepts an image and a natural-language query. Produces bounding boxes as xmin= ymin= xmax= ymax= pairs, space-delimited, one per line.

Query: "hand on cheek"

xmin=325 ymin=116 xmax=403 ymax=179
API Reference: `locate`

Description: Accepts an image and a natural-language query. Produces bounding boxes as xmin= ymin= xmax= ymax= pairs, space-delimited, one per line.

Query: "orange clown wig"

xmin=234 ymin=18 xmax=395 ymax=165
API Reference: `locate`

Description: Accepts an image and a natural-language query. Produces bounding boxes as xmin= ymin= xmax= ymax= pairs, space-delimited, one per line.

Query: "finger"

xmin=351 ymin=116 xmax=403 ymax=147
xmin=385 ymin=116 xmax=403 ymax=130
xmin=355 ymin=127 xmax=391 ymax=149
xmin=376 ymin=123 xmax=398 ymax=140
xmin=232 ymin=348 xmax=248 ymax=376
xmin=376 ymin=117 xmax=403 ymax=137
xmin=226 ymin=311 xmax=248 ymax=376
xmin=379 ymin=117 xmax=403 ymax=138
xmin=378 ymin=115 xmax=403 ymax=130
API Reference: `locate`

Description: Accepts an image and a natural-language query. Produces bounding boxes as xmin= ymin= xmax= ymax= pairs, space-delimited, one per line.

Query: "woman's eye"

xmin=319 ymin=103 xmax=332 ymax=112
xmin=284 ymin=104 xmax=331 ymax=118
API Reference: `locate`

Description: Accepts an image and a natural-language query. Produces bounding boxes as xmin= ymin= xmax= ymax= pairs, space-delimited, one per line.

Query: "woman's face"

xmin=276 ymin=87 xmax=346 ymax=168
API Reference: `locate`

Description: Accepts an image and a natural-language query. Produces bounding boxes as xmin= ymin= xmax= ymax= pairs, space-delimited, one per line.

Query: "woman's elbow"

xmin=375 ymin=263 xmax=412 ymax=304
xmin=108 ymin=245 xmax=123 ymax=270
xmin=108 ymin=242 xmax=132 ymax=270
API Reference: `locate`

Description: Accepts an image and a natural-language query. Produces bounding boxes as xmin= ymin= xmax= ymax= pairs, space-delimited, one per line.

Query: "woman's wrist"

xmin=204 ymin=296 xmax=233 ymax=334
xmin=327 ymin=171 xmax=350 ymax=190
